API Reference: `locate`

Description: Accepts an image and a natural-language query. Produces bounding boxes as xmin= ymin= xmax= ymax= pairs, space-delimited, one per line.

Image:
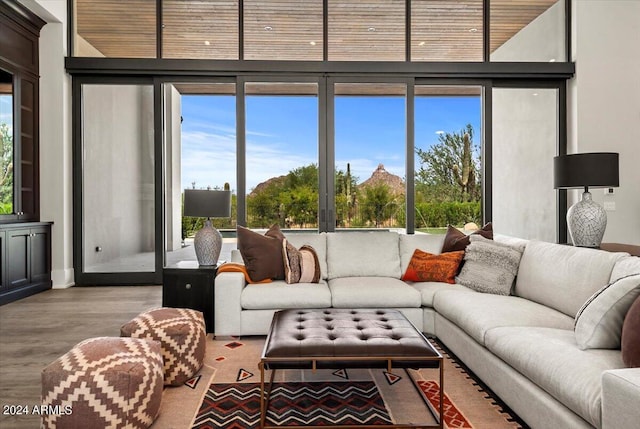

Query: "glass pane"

xmin=245 ymin=82 xmax=319 ymax=230
xmin=244 ymin=0 xmax=323 ymax=60
xmin=411 ymin=0 xmax=483 ymax=62
xmin=328 ymin=0 xmax=405 ymax=61
xmin=490 ymin=0 xmax=566 ymax=62
xmin=334 ymin=83 xmax=406 ymax=229
xmin=414 ymin=85 xmax=482 ymax=233
xmin=82 ymin=84 xmax=155 ymax=272
xmin=492 ymin=87 xmax=558 ymax=241
xmin=75 ymin=0 xmax=156 ymax=58
xmin=164 ymin=83 xmax=237 ymax=265
xmin=163 ymin=0 xmax=239 ymax=59
xmin=0 ymin=70 xmax=13 ymax=214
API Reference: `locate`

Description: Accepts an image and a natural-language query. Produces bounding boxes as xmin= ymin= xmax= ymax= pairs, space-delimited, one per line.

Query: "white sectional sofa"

xmin=214 ymin=230 xmax=640 ymax=429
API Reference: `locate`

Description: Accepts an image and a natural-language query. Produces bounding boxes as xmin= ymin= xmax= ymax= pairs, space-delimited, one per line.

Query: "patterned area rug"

xmin=193 ymin=381 xmax=392 ymax=428
xmin=151 ymin=337 xmax=529 ymax=429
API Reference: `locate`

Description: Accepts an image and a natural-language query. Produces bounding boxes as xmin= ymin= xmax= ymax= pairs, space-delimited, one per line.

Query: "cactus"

xmin=452 ymin=133 xmax=475 ymax=201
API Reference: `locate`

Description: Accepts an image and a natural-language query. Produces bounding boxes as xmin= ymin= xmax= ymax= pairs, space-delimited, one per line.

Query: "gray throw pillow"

xmin=574 ymin=273 xmax=640 ymax=350
xmin=455 ymin=235 xmax=525 ymax=295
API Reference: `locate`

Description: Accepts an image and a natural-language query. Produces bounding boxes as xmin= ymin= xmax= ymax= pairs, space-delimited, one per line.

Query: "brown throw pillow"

xmin=237 ymin=224 xmax=285 ymax=282
xmin=442 ymin=222 xmax=493 ymax=253
xmin=622 ymin=295 xmax=640 ymax=367
xmin=401 ymin=249 xmax=465 ymax=284
xmin=282 ymin=239 xmax=321 ymax=284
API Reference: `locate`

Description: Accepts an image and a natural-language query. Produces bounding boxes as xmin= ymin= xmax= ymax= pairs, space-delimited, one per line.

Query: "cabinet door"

xmin=30 ymin=226 xmax=50 ymax=284
xmin=6 ymin=229 xmax=30 ymax=290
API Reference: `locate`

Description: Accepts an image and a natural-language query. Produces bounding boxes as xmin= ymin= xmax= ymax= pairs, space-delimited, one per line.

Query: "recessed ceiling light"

xmin=367 ymin=27 xmax=376 ymax=32
xmin=469 ymin=28 xmax=478 ymax=33
xmin=419 ymin=41 xmax=426 ymax=46
xmin=204 ymin=40 xmax=210 ymax=46
xmin=549 ymin=58 xmax=556 ymax=62
xmin=533 ymin=92 xmax=539 ymax=96
xmin=310 ymin=41 xmax=316 ymax=46
xmin=264 ymin=26 xmax=273 ymax=31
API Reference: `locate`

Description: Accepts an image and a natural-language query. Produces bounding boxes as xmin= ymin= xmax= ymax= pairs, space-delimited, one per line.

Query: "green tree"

xmin=0 ymin=122 xmax=13 ymax=214
xmin=359 ymin=183 xmax=395 ymax=227
xmin=415 ymin=124 xmax=481 ymax=203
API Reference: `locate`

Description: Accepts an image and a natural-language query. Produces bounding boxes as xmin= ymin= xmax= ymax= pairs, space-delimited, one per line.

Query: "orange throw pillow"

xmin=402 ymin=249 xmax=465 ymax=284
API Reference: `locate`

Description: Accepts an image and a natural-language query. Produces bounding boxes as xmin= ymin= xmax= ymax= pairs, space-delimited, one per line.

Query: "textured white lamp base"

xmin=567 ymin=191 xmax=607 ymax=248
xmin=193 ymin=220 xmax=222 ymax=266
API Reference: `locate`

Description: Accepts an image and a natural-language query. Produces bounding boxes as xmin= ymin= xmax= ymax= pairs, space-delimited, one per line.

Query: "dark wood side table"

xmin=162 ymin=261 xmax=218 ymax=333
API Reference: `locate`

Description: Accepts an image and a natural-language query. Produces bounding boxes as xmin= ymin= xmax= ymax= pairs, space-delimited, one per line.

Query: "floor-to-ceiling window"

xmin=69 ymin=0 xmax=572 ymax=284
xmin=414 ymin=85 xmax=483 ymax=233
xmin=333 ymin=82 xmax=407 ymax=230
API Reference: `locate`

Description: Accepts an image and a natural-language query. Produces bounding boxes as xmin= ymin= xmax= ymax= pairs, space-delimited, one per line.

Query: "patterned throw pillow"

xmin=401 ymin=249 xmax=465 ymax=284
xmin=237 ymin=224 xmax=286 ymax=282
xmin=455 ymin=235 xmax=525 ymax=295
xmin=282 ymin=239 xmax=321 ymax=284
xmin=441 ymin=222 xmax=493 ymax=253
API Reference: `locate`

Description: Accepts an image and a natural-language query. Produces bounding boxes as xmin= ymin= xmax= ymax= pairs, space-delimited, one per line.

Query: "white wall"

xmin=570 ymin=0 xmax=640 ymax=245
xmin=21 ymin=0 xmax=74 ymax=288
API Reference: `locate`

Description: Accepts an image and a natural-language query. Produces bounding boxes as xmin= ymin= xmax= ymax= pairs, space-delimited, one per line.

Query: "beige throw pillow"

xmin=574 ymin=274 xmax=640 ymax=350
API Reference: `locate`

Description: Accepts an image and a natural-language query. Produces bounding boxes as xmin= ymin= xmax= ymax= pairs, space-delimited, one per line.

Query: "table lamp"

xmin=554 ymin=152 xmax=619 ymax=248
xmin=183 ymin=189 xmax=231 ymax=265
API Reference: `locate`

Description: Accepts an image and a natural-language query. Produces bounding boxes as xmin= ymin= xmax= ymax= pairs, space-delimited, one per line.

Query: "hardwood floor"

xmin=0 ymin=285 xmax=162 ymax=429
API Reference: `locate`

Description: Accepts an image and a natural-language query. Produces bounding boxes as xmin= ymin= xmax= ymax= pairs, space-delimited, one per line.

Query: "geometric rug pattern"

xmin=192 ymin=381 xmax=392 ymax=428
xmin=418 ymin=380 xmax=473 ymax=428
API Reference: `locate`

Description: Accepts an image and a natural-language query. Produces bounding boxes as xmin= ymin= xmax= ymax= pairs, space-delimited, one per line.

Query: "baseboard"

xmin=52 ymin=268 xmax=75 ymax=288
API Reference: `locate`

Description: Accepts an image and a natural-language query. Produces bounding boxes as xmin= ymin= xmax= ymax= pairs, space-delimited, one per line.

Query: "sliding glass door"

xmin=79 ymin=82 xmax=156 ymax=278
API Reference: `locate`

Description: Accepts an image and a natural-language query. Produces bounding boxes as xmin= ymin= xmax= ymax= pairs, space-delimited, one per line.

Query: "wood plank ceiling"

xmin=76 ymin=0 xmax=559 ymax=61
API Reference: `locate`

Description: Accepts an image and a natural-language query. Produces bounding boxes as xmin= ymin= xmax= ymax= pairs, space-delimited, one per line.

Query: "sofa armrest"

xmin=214 ymin=271 xmax=246 ymax=336
xmin=602 ymin=368 xmax=640 ymax=429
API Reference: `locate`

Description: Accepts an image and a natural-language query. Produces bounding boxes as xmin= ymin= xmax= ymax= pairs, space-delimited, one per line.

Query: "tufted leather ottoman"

xmin=120 ymin=307 xmax=206 ymax=386
xmin=259 ymin=309 xmax=444 ymax=428
xmin=41 ymin=337 xmax=163 ymax=429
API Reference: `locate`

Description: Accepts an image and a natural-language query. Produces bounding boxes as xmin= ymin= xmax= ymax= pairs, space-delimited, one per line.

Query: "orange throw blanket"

xmin=216 ymin=263 xmax=272 ymax=284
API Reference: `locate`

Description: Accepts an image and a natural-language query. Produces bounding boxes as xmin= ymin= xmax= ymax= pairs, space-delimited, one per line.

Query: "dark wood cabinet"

xmin=163 ymin=262 xmax=217 ymax=333
xmin=0 ymin=222 xmax=52 ymax=305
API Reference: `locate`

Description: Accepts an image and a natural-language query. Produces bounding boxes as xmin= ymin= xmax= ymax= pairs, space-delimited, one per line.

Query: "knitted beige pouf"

xmin=41 ymin=336 xmax=163 ymax=429
xmin=121 ymin=307 xmax=206 ymax=386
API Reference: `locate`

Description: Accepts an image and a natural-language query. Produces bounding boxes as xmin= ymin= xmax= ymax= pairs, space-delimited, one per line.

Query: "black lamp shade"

xmin=183 ymin=189 xmax=231 ymax=218
xmin=554 ymin=152 xmax=619 ymax=189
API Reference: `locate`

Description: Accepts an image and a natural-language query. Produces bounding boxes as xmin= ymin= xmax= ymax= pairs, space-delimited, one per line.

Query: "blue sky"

xmin=180 ymin=94 xmax=480 ymax=192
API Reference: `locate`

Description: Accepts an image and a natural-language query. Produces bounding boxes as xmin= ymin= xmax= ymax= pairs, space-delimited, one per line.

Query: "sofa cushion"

xmin=329 ymin=277 xmax=421 ymax=308
xmin=241 ymin=280 xmax=331 ymax=310
xmin=610 ymin=255 xmax=640 ymax=283
xmin=401 ymin=250 xmax=464 ymax=284
xmin=456 ymin=235 xmax=525 ymax=295
xmin=284 ymin=232 xmax=328 ymax=280
xmin=409 ymin=281 xmax=474 ymax=307
xmin=433 ymin=289 xmax=574 ymax=345
xmin=399 ymin=233 xmax=446 ymax=273
xmin=484 ymin=326 xmax=626 ymax=427
xmin=327 ymin=232 xmax=401 ymax=279
xmin=441 ymin=222 xmax=493 ymax=252
xmin=574 ymin=274 xmax=640 ymax=349
xmin=622 ymin=296 xmax=640 ymax=367
xmin=515 ymin=240 xmax=624 ymax=317
xmin=237 ymin=224 xmax=286 ymax=281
